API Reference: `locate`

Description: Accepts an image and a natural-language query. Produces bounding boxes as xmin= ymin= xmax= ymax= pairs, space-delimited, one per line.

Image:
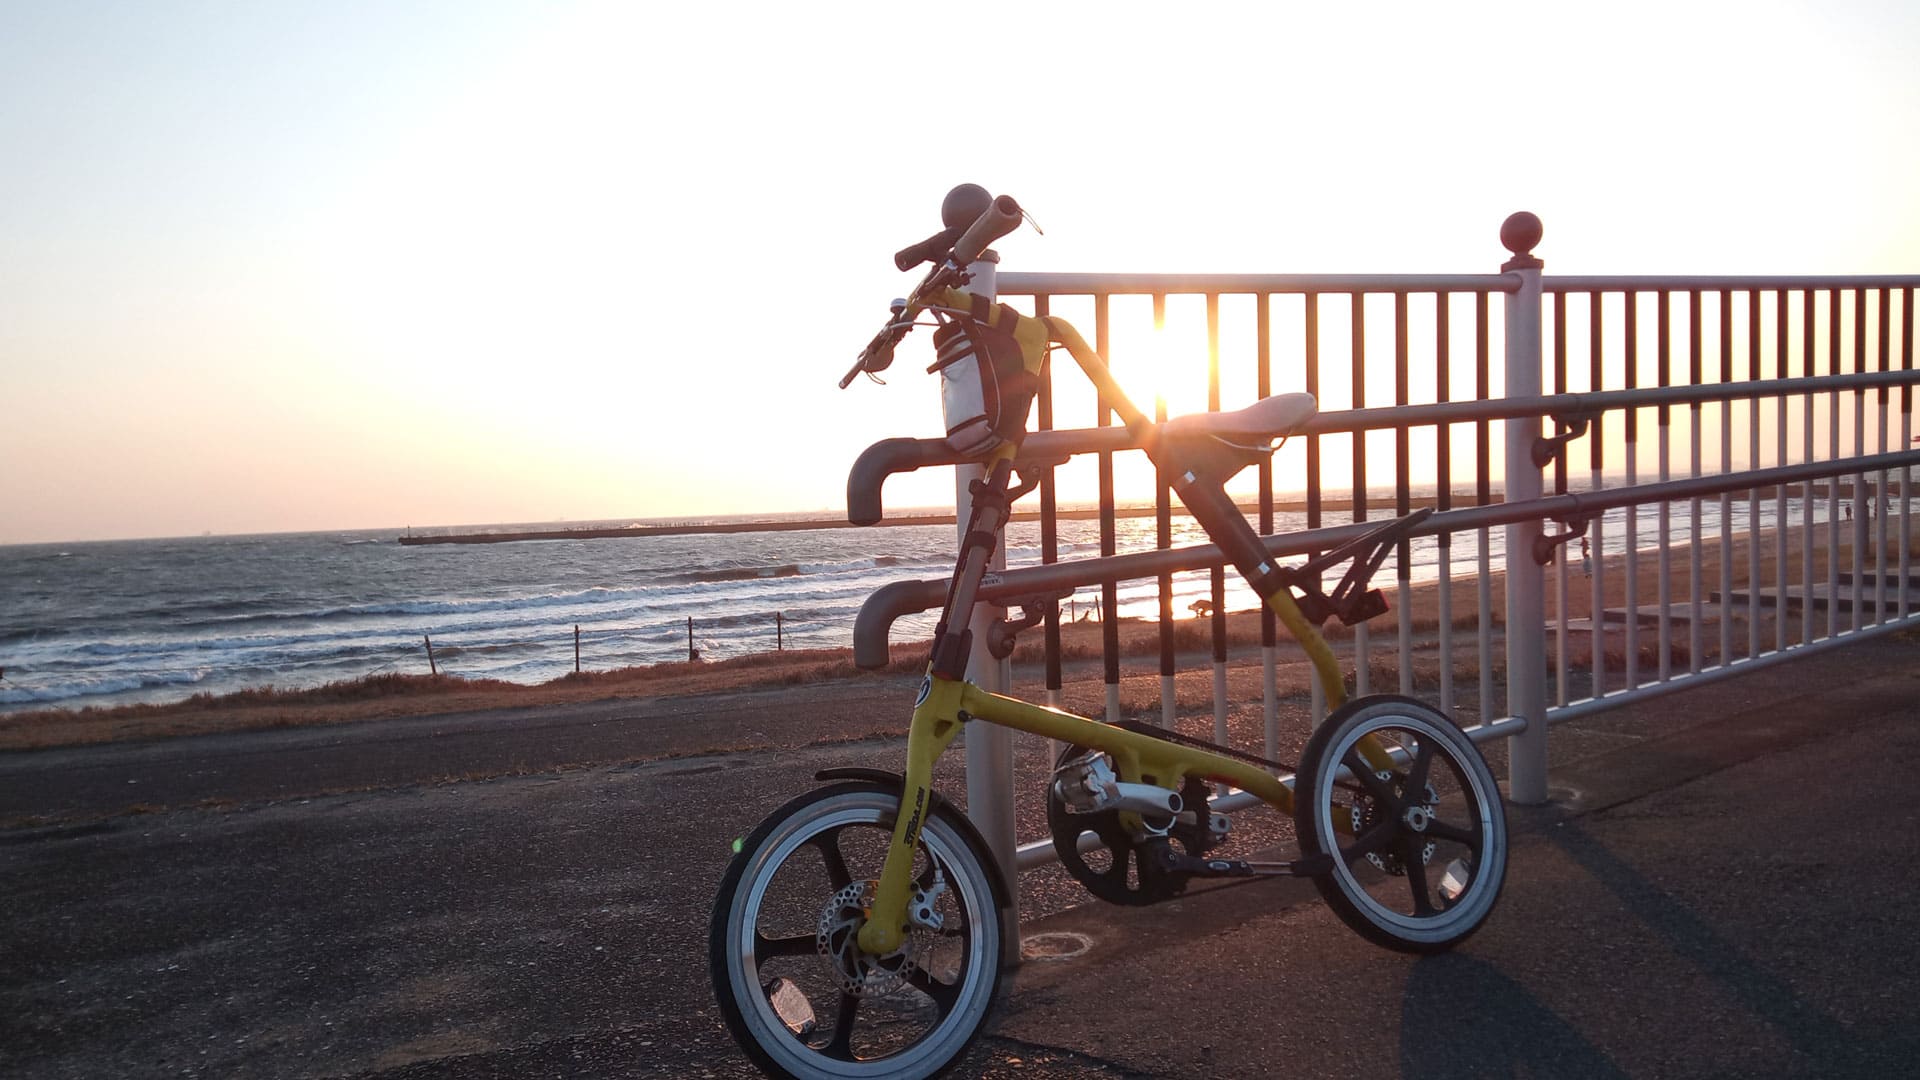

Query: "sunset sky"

xmin=4 ymin=0 xmax=1917 ymax=544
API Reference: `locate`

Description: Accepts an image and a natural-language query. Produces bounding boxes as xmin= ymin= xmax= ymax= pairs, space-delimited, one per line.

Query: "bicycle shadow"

xmin=1398 ymin=951 xmax=1626 ymax=1080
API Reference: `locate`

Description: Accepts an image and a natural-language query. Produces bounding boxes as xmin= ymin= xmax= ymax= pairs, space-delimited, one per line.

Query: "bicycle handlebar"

xmin=841 ymin=188 xmax=1025 ymax=389
xmin=950 ymin=194 xmax=1022 ymax=266
xmin=894 ymin=183 xmax=993 ymax=270
xmin=889 ymin=193 xmax=1022 ymax=271
xmin=841 ymin=190 xmax=1157 ymax=444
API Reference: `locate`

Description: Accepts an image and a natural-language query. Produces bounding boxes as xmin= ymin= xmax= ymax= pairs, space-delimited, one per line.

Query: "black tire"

xmin=709 ymin=781 xmax=1013 ymax=1079
xmin=1293 ymin=695 xmax=1507 ymax=953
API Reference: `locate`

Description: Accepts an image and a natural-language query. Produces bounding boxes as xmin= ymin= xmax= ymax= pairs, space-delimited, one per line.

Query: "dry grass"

xmin=0 ymin=647 xmax=931 ymax=752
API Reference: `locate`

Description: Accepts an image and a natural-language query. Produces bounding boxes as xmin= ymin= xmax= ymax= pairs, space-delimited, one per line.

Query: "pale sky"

xmin=4 ymin=0 xmax=1917 ymax=543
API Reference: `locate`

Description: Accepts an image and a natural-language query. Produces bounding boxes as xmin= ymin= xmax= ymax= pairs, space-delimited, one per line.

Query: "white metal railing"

xmin=851 ymin=216 xmax=1919 ymax=907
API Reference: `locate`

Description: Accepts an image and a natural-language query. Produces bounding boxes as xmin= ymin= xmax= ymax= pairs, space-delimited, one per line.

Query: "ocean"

xmin=0 ymin=496 xmax=1808 ymax=714
xmin=0 ymin=509 xmax=1340 ymax=712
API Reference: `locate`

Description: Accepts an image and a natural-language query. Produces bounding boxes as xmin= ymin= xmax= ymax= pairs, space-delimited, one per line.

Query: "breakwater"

xmin=395 ymin=497 xmax=1443 ymax=545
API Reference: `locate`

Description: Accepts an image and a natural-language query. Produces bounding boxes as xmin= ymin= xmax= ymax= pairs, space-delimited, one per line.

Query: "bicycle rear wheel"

xmin=710 ymin=781 xmax=1012 ymax=1079
xmin=1293 ymin=695 xmax=1507 ymax=953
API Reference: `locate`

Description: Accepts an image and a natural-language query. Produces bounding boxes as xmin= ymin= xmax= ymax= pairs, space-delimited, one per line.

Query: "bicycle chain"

xmin=1109 ymin=719 xmax=1365 ymax=795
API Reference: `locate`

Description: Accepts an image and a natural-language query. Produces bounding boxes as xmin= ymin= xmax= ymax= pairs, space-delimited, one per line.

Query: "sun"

xmin=1100 ymin=296 xmax=1216 ymax=423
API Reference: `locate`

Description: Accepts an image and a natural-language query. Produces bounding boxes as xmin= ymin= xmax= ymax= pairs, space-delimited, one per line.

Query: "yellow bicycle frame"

xmin=854 ymin=301 xmax=1396 ymax=957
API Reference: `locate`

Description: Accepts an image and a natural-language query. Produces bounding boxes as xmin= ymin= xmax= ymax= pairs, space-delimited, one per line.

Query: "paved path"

xmin=2 ymin=634 xmax=1916 ymax=1078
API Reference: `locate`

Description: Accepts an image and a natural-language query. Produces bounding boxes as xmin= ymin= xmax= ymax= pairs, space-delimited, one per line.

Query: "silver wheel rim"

xmin=723 ymin=793 xmax=997 ymax=1078
xmin=1317 ymin=707 xmax=1504 ymax=944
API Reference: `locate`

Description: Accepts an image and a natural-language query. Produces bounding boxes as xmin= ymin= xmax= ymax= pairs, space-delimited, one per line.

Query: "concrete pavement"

xmin=3 ymin=632 xmax=1916 ymax=1078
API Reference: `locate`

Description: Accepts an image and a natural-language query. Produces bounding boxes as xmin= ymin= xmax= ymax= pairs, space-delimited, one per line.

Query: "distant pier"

xmin=394 ymin=496 xmax=1460 ymax=546
xmin=396 ymin=517 xmax=958 ymax=545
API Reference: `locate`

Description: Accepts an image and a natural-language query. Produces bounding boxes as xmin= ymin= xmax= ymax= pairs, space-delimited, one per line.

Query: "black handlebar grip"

xmin=951 ymin=195 xmax=1022 ymax=266
xmin=893 ymin=224 xmax=965 ymax=271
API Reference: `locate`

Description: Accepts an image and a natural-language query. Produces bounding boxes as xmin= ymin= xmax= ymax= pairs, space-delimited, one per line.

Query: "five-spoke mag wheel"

xmin=710 ymin=782 xmax=1011 ymax=1079
xmin=1293 ymin=695 xmax=1508 ymax=952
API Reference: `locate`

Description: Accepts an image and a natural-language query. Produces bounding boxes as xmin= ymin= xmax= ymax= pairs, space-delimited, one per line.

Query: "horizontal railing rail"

xmin=851 ymin=440 xmax=1920 ymax=668
xmin=847 ymin=371 xmax=1920 ymax=524
xmin=997 ymin=271 xmax=1522 ymax=295
xmin=997 ymin=271 xmax=1920 ymax=295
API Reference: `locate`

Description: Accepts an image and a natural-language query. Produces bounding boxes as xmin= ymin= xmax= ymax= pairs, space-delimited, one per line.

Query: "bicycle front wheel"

xmin=710 ymin=781 xmax=1012 ymax=1079
xmin=1293 ymin=695 xmax=1507 ymax=953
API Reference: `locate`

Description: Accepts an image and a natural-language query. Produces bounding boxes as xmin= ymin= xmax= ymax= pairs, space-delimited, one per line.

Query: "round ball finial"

xmin=1501 ymin=211 xmax=1542 ymax=256
xmin=941 ymin=184 xmax=994 ymax=229
xmin=1500 ymin=211 xmax=1543 ymax=270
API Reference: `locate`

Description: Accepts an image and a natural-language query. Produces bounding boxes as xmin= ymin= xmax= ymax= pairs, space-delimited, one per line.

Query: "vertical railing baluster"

xmin=1748 ymin=290 xmax=1762 ymax=657
xmin=1154 ymin=294 xmax=1175 ymax=727
xmin=1827 ymin=289 xmax=1841 ymax=638
xmin=1035 ymin=295 xmax=1063 ymax=769
xmin=1500 ymin=215 xmax=1549 ymax=804
xmin=1656 ymin=290 xmax=1673 ymax=683
xmin=1876 ymin=288 xmax=1891 ymax=623
xmin=1689 ymin=289 xmax=1705 ymax=670
xmin=1852 ymin=288 xmax=1868 ymax=628
xmin=1775 ymin=290 xmax=1790 ymax=652
xmin=1256 ymin=293 xmax=1279 ymax=766
xmin=1901 ymin=286 xmax=1914 ymax=622
xmin=1436 ymin=292 xmax=1456 ymax=713
xmin=1590 ymin=292 xmax=1607 ymax=695
xmin=1351 ymin=292 xmax=1370 ymax=697
xmin=1305 ymin=293 xmax=1326 ymax=724
xmin=1207 ymin=293 xmax=1229 ymax=766
xmin=1096 ymin=294 xmax=1121 ymax=720
xmin=1553 ymin=289 xmax=1570 ymax=706
xmin=1802 ymin=289 xmax=1816 ymax=646
xmin=1477 ymin=291 xmax=1493 ymax=724
xmin=1624 ymin=291 xmax=1640 ymax=686
xmin=1721 ymin=290 xmax=1736 ymax=663
xmin=1396 ymin=291 xmax=1415 ymax=697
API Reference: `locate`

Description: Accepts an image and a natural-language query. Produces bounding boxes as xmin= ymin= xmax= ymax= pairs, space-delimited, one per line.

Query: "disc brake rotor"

xmin=815 ymin=881 xmax=919 ymax=997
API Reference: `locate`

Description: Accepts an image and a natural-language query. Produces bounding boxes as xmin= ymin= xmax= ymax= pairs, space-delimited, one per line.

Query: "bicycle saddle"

xmin=1160 ymin=392 xmax=1317 ymax=445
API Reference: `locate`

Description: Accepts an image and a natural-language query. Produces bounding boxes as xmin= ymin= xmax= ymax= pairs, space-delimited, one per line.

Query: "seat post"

xmin=1165 ymin=462 xmax=1295 ymax=605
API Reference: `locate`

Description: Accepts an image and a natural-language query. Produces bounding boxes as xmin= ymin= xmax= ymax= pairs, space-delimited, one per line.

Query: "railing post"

xmin=954 ymin=250 xmax=1019 ymax=897
xmin=1500 ymin=212 xmax=1551 ymax=805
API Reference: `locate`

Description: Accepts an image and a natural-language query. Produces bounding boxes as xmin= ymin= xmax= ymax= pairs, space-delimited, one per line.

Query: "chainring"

xmin=1047 ymin=746 xmax=1215 ymax=906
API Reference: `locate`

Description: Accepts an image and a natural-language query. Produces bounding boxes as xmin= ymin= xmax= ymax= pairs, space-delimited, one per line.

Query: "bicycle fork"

xmin=859 ymin=455 xmax=1020 ymax=957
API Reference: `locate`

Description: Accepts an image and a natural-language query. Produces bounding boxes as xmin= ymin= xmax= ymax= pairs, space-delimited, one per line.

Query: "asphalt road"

xmin=3 ymin=634 xmax=1917 ymax=1078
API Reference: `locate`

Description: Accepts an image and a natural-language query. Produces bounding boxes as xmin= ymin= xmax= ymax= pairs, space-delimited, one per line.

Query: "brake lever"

xmin=835 ymin=263 xmax=968 ymax=390
xmin=838 ymin=355 xmax=872 ymax=390
xmin=840 ymin=303 xmax=912 ymax=389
